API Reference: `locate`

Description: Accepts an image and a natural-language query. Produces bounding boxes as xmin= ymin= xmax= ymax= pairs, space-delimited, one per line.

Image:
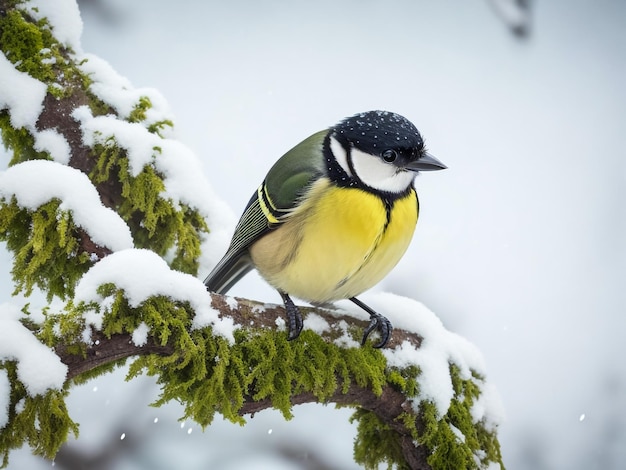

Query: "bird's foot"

xmin=350 ymin=297 xmax=393 ymax=348
xmin=279 ymin=292 xmax=303 ymax=341
xmin=361 ymin=313 xmax=393 ymax=348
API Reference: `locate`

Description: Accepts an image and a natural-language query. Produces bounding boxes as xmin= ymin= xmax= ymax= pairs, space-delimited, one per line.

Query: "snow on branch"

xmin=73 ymin=248 xmax=236 ymax=341
xmin=0 ymin=160 xmax=133 ymax=252
xmin=0 ymin=304 xmax=67 ymax=395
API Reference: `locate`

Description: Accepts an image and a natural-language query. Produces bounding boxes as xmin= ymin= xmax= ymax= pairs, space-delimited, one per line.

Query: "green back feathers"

xmin=264 ymin=130 xmax=327 ymax=211
xmin=204 ymin=130 xmax=328 ymax=293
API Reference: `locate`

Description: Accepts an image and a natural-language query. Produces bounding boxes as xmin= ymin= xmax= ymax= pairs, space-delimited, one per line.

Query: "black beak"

xmin=405 ymin=152 xmax=447 ymax=172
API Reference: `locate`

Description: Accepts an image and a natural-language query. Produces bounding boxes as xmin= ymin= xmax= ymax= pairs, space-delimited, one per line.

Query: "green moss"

xmin=0 ymin=112 xmax=50 ymax=165
xmin=127 ymin=96 xmax=174 ymax=137
xmin=0 ymin=10 xmax=52 ymax=81
xmin=90 ymin=139 xmax=208 ymax=274
xmin=85 ymin=90 xmax=115 ymax=117
xmin=0 ymin=363 xmax=78 ymax=468
xmin=387 ymin=365 xmax=420 ymax=397
xmin=350 ymin=363 xmax=504 ymax=470
xmin=147 ymin=119 xmax=174 ymax=137
xmin=49 ymin=282 xmax=388 ymax=429
xmin=131 ymin=320 xmax=389 ymax=427
xmin=0 ymin=7 xmax=85 ymax=100
xmin=352 ymin=409 xmax=407 ymax=470
xmin=127 ymin=96 xmax=151 ymax=123
xmin=0 ymin=6 xmax=96 ymax=166
xmin=416 ymin=365 xmax=504 ymax=470
xmin=0 ymin=198 xmax=93 ymax=300
xmin=85 ymin=287 xmax=504 ymax=468
xmin=38 ymin=303 xmax=87 ymax=356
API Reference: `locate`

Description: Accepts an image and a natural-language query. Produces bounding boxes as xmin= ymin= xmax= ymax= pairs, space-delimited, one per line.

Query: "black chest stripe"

xmin=383 ymin=197 xmax=393 ymax=232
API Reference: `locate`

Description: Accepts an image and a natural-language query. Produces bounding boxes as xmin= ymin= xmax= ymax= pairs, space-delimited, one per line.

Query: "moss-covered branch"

xmin=45 ymin=292 xmax=502 ymax=470
xmin=0 ymin=0 xmax=208 ymax=281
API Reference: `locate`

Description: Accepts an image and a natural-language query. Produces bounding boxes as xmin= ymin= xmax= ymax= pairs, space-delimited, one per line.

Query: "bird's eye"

xmin=382 ymin=149 xmax=398 ymax=163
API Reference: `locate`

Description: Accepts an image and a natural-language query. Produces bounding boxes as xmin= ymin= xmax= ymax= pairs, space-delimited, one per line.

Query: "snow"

xmin=471 ymin=380 xmax=506 ymax=432
xmin=78 ymin=53 xmax=172 ymax=125
xmin=74 ymin=249 xmax=236 ymax=342
xmin=0 ymin=369 xmax=9 ymax=429
xmin=450 ymin=423 xmax=466 ymax=443
xmin=273 ymin=316 xmax=286 ymax=331
xmin=156 ymin=138 xmax=225 ymax=220
xmin=339 ymin=293 xmax=503 ymax=425
xmin=74 ymin=49 xmax=235 ymax=273
xmin=333 ymin=320 xmax=361 ymax=349
xmin=0 ymin=160 xmax=134 ymax=253
xmin=0 ymin=303 xmax=67 ymax=396
xmin=132 ymin=322 xmax=150 ymax=347
xmin=22 ymin=0 xmax=83 ymax=51
xmin=72 ymin=106 xmax=159 ymax=176
xmin=71 ymin=104 xmax=235 ymax=273
xmin=33 ymin=129 xmax=71 ymax=164
xmin=224 ymin=296 xmax=239 ymax=310
xmin=302 ymin=312 xmax=331 ymax=334
xmin=0 ymin=53 xmax=46 ymax=129
xmin=14 ymin=398 xmax=25 ymax=414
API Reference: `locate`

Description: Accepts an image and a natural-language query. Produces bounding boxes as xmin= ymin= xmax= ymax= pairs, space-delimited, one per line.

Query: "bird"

xmin=204 ymin=110 xmax=446 ymax=348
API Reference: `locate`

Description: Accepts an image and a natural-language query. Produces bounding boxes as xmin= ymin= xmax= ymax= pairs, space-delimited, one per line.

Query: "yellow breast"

xmin=249 ymin=178 xmax=418 ymax=302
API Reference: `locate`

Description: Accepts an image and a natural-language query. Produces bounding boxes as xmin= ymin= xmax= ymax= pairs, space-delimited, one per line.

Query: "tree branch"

xmin=57 ymin=292 xmax=430 ymax=468
xmin=59 ymin=291 xmax=421 ymax=383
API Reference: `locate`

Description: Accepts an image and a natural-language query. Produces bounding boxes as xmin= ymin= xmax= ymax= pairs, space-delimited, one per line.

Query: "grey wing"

xmin=203 ymin=193 xmax=273 ymax=294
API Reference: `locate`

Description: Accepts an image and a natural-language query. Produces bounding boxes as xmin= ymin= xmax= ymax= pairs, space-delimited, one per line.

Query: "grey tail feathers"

xmin=203 ymin=252 xmax=253 ymax=295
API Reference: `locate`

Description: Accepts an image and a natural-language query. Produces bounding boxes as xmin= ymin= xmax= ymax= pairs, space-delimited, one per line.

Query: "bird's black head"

xmin=325 ymin=111 xmax=446 ymax=195
xmin=334 ymin=110 xmax=425 ymax=158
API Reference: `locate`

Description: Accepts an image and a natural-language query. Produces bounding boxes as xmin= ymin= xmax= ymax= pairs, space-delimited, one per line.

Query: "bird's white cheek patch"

xmin=330 ymin=135 xmax=352 ymax=177
xmin=350 ymin=148 xmax=415 ymax=193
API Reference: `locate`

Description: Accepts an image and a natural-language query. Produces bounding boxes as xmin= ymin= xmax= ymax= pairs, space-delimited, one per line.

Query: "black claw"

xmin=280 ymin=292 xmax=303 ymax=341
xmin=350 ymin=297 xmax=393 ymax=348
xmin=361 ymin=313 xmax=392 ymax=348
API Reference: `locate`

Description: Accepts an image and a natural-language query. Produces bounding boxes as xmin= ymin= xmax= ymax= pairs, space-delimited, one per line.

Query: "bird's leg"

xmin=349 ymin=297 xmax=393 ymax=348
xmin=279 ymin=291 xmax=304 ymax=341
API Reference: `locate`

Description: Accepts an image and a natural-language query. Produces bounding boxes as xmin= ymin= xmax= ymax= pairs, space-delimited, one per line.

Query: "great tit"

xmin=204 ymin=110 xmax=446 ymax=348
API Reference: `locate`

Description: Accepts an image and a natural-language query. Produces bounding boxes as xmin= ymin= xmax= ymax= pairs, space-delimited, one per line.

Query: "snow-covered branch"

xmin=53 ymin=291 xmax=503 ymax=470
